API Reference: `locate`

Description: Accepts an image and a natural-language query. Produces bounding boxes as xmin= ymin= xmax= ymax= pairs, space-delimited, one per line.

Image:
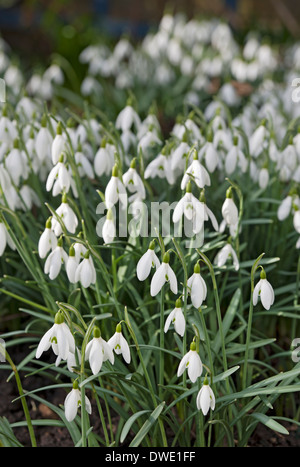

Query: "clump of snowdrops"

xmin=1 ymin=14 xmax=300 ymax=448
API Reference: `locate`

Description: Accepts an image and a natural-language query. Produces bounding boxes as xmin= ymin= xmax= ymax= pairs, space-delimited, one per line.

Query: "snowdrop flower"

xmin=74 ymin=144 xmax=94 ymax=179
xmin=44 ymin=237 xmax=68 ymax=280
xmin=46 ymin=156 xmax=72 ymax=196
xmin=214 ymin=241 xmax=239 ymax=271
xmin=5 ymin=139 xmax=29 ymax=185
xmin=193 ymin=190 xmax=219 ymax=236
xmin=196 ymin=377 xmax=215 ymax=416
xmin=294 ymin=208 xmax=300 ymax=234
xmin=173 ymin=181 xmax=203 ymax=227
xmin=253 ymin=268 xmax=275 ymax=310
xmin=66 ymin=244 xmax=79 ymax=284
xmin=85 ymin=326 xmax=114 ymax=375
xmin=277 ymin=194 xmax=294 ymax=221
xmin=136 ymin=240 xmax=160 ymax=281
xmin=224 ymin=136 xmax=248 ymax=174
xmin=150 ymin=251 xmax=178 ymax=296
xmin=170 ymin=137 xmax=191 ymax=171
xmin=38 ymin=217 xmax=57 ymax=259
xmin=137 ymin=128 xmax=162 ymax=157
xmin=94 ymin=138 xmax=116 ymax=177
xmin=64 ymin=380 xmax=92 ymax=422
xmin=177 ymin=341 xmax=203 ymax=383
xmin=221 ymin=187 xmax=239 ymax=230
xmin=105 ymin=164 xmax=127 ymax=209
xmin=0 ymin=220 xmax=15 ymax=256
xmin=122 ymin=159 xmax=146 ymax=201
xmin=108 ymin=323 xmax=131 ymax=364
xmin=35 ymin=115 xmax=53 ymax=162
xmin=51 ymin=195 xmax=78 ymax=236
xmin=180 ymin=151 xmax=211 ymax=190
xmin=102 ymin=208 xmax=116 ymax=244
xmin=115 ymin=102 xmax=141 ymax=133
xmin=249 ymin=120 xmax=268 ymax=158
xmin=164 ymin=298 xmax=186 ymax=337
xmin=0 ymin=106 xmax=17 ymax=145
xmin=258 ymin=167 xmax=269 ymax=190
xmin=75 ymin=251 xmax=96 ymax=288
xmin=187 ymin=263 xmax=207 ymax=309
xmin=144 ymin=148 xmax=175 ymax=185
xmin=201 ymin=135 xmax=219 ymax=173
xmin=52 ymin=122 xmax=67 ymax=164
xmin=35 ymin=311 xmax=75 ymax=364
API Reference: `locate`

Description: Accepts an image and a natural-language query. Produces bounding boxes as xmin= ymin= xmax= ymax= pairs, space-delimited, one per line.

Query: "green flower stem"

xmin=242 ymin=252 xmax=265 ymax=390
xmin=159 ymin=285 xmax=165 ymax=400
xmin=1 ymin=345 xmax=37 ymax=447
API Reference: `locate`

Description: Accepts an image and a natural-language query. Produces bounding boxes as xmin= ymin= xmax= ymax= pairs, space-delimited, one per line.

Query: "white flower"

xmin=102 ymin=209 xmax=116 ymax=244
xmin=181 ymin=153 xmax=211 ymax=190
xmin=75 ymin=147 xmax=94 ymax=179
xmin=253 ymin=269 xmax=275 ymax=310
xmin=144 ymin=150 xmax=174 ymax=185
xmin=249 ymin=122 xmax=268 ymax=158
xmin=258 ymin=167 xmax=269 ymax=190
xmin=172 ymin=183 xmax=203 ymax=226
xmin=66 ymin=244 xmax=79 ymax=284
xmin=94 ymin=139 xmax=116 ymax=177
xmin=75 ymin=252 xmax=96 ymax=288
xmin=115 ymin=104 xmax=141 ymax=132
xmin=170 ymin=140 xmax=190 ymax=171
xmin=214 ymin=242 xmax=239 ymax=271
xmin=0 ymin=221 xmax=15 ymax=256
xmin=44 ymin=240 xmax=68 ymax=280
xmin=150 ymin=252 xmax=178 ymax=296
xmin=164 ymin=298 xmax=186 ymax=337
xmin=108 ymin=324 xmax=131 ymax=364
xmin=35 ymin=117 xmax=53 ymax=161
xmin=52 ymin=200 xmax=78 ymax=237
xmin=221 ymin=189 xmax=239 ymax=227
xmin=35 ymin=311 xmax=75 ymax=364
xmin=277 ymin=194 xmax=295 ymax=221
xmin=202 ymin=140 xmax=219 ymax=173
xmin=46 ymin=159 xmax=71 ymax=196
xmin=136 ymin=241 xmax=160 ymax=281
xmin=52 ymin=122 xmax=67 ymax=164
xmin=105 ymin=165 xmax=127 ymax=209
xmin=64 ymin=380 xmax=92 ymax=422
xmin=196 ymin=379 xmax=215 ymax=415
xmin=5 ymin=140 xmax=29 ymax=185
xmin=177 ymin=342 xmax=203 ymax=383
xmin=85 ymin=326 xmax=115 ymax=374
xmin=293 ymin=209 xmax=300 ymax=234
xmin=122 ymin=161 xmax=145 ymax=201
xmin=225 ymin=139 xmax=248 ymax=174
xmin=38 ymin=217 xmax=57 ymax=259
xmin=187 ymin=263 xmax=207 ymax=309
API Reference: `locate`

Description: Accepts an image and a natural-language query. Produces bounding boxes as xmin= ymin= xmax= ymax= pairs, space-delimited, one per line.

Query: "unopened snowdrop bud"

xmin=38 ymin=217 xmax=57 ymax=259
xmin=0 ymin=220 xmax=15 ymax=256
xmin=196 ymin=376 xmax=215 ymax=416
xmin=52 ymin=194 xmax=78 ymax=236
xmin=35 ymin=310 xmax=75 ymax=364
xmin=75 ymin=250 xmax=96 ymax=288
xmin=150 ymin=251 xmax=178 ymax=296
xmin=64 ymin=379 xmax=92 ymax=422
xmin=164 ymin=298 xmax=186 ymax=337
xmin=258 ymin=167 xmax=269 ymax=190
xmin=85 ymin=326 xmax=114 ymax=375
xmin=277 ymin=195 xmax=293 ymax=221
xmin=221 ymin=187 xmax=239 ymax=227
xmin=52 ymin=122 xmax=67 ymax=164
xmin=214 ymin=241 xmax=239 ymax=271
xmin=44 ymin=236 xmax=68 ymax=280
xmin=253 ymin=268 xmax=275 ymax=310
xmin=203 ymin=132 xmax=219 ymax=173
xmin=108 ymin=323 xmax=131 ymax=364
xmin=102 ymin=208 xmax=116 ymax=244
xmin=137 ymin=240 xmax=160 ymax=281
xmin=5 ymin=138 xmax=29 ymax=185
xmin=177 ymin=341 xmax=203 ymax=383
xmin=105 ymin=164 xmax=127 ymax=209
xmin=187 ymin=262 xmax=207 ymax=309
xmin=94 ymin=138 xmax=115 ymax=177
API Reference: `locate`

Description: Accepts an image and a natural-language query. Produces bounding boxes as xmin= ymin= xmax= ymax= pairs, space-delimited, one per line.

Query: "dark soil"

xmin=1 ymin=345 xmax=300 ymax=447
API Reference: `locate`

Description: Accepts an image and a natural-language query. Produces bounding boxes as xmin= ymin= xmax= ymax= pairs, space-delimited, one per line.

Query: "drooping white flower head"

xmin=5 ymin=138 xmax=29 ymax=185
xmin=214 ymin=242 xmax=239 ymax=271
xmin=105 ymin=164 xmax=127 ymax=209
xmin=35 ymin=115 xmax=53 ymax=162
xmin=122 ymin=159 xmax=146 ymax=201
xmin=177 ymin=341 xmax=203 ymax=383
xmin=224 ymin=136 xmax=248 ymax=175
xmin=38 ymin=217 xmax=57 ymax=259
xmin=221 ymin=187 xmax=239 ymax=230
xmin=75 ymin=251 xmax=96 ymax=288
xmin=46 ymin=156 xmax=72 ymax=197
xmin=108 ymin=323 xmax=131 ymax=364
xmin=102 ymin=208 xmax=116 ymax=244
xmin=44 ymin=237 xmax=68 ymax=280
xmin=172 ymin=181 xmax=203 ymax=227
xmin=35 ymin=311 xmax=75 ymax=364
xmin=180 ymin=150 xmax=211 ymax=190
xmin=187 ymin=263 xmax=207 ymax=309
xmin=249 ymin=120 xmax=268 ymax=158
xmin=196 ymin=377 xmax=215 ymax=416
xmin=52 ymin=121 xmax=68 ymax=165
xmin=150 ymin=251 xmax=178 ymax=296
xmin=66 ymin=243 xmax=79 ymax=284
xmin=85 ymin=326 xmax=115 ymax=375
xmin=136 ymin=240 xmax=160 ymax=281
xmin=164 ymin=298 xmax=186 ymax=337
xmin=94 ymin=138 xmax=116 ymax=177
xmin=144 ymin=148 xmax=175 ymax=185
xmin=51 ymin=194 xmax=78 ymax=237
xmin=64 ymin=380 xmax=92 ymax=422
xmin=115 ymin=102 xmax=141 ymax=133
xmin=253 ymin=268 xmax=275 ymax=310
